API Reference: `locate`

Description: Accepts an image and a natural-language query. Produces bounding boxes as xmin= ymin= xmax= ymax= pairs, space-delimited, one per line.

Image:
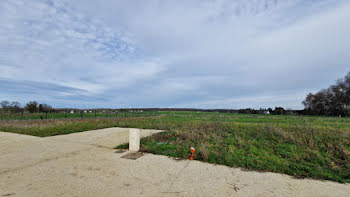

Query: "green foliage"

xmin=26 ymin=101 xmax=38 ymax=113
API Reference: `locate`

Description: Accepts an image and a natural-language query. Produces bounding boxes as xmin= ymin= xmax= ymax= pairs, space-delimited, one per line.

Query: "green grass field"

xmin=0 ymin=111 xmax=349 ymax=183
xmin=0 ymin=111 xmax=157 ymax=120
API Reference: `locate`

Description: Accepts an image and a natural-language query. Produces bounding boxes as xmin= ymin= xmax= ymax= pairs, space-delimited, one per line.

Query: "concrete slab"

xmin=0 ymin=129 xmax=349 ymax=197
xmin=0 ymin=132 xmax=40 ymax=155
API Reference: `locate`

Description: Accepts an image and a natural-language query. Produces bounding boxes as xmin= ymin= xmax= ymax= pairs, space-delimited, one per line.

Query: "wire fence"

xmin=0 ymin=110 xmax=159 ymax=121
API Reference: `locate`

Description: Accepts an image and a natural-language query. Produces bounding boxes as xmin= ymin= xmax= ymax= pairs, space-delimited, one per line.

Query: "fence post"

xmin=95 ymin=110 xmax=97 ymax=118
xmin=22 ymin=110 xmax=24 ymax=119
xmin=125 ymin=110 xmax=126 ymax=118
xmin=80 ymin=111 xmax=83 ymax=119
xmin=46 ymin=112 xmax=48 ymax=119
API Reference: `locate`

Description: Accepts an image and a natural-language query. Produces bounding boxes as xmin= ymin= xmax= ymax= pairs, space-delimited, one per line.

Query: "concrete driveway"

xmin=0 ymin=128 xmax=349 ymax=197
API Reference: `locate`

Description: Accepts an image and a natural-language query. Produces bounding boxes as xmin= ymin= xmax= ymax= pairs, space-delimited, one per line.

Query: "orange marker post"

xmin=190 ymin=147 xmax=195 ymax=160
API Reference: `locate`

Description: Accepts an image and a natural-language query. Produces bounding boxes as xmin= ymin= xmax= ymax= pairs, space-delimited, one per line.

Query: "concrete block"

xmin=129 ymin=128 xmax=140 ymax=151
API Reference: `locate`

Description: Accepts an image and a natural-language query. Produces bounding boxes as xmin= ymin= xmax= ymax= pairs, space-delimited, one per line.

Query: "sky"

xmin=0 ymin=0 xmax=349 ymax=109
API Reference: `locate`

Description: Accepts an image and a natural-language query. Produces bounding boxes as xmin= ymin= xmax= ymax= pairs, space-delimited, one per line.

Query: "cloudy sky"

xmin=0 ymin=0 xmax=349 ymax=109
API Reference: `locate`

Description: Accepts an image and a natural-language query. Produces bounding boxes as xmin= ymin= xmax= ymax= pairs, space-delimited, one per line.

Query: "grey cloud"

xmin=1 ymin=0 xmax=349 ymax=109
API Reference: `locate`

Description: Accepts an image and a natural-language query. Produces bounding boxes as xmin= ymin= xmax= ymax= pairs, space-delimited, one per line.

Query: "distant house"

xmin=70 ymin=110 xmax=75 ymax=114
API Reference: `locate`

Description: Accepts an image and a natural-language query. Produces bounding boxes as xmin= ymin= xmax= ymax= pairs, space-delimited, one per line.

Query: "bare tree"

xmin=303 ymin=72 xmax=350 ymax=116
xmin=0 ymin=100 xmax=10 ymax=112
xmin=10 ymin=101 xmax=21 ymax=113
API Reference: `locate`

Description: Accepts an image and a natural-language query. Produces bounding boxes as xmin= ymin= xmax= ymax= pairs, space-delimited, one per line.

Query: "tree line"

xmin=302 ymin=72 xmax=350 ymax=116
xmin=0 ymin=101 xmax=52 ymax=113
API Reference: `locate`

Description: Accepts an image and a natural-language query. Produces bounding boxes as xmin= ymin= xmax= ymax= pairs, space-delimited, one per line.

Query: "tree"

xmin=302 ymin=72 xmax=350 ymax=116
xmin=38 ymin=104 xmax=43 ymax=113
xmin=26 ymin=101 xmax=38 ymax=113
xmin=39 ymin=104 xmax=52 ymax=113
xmin=0 ymin=101 xmax=22 ymax=113
xmin=0 ymin=100 xmax=10 ymax=112
xmin=273 ymin=107 xmax=285 ymax=115
xmin=267 ymin=108 xmax=273 ymax=114
xmin=10 ymin=101 xmax=21 ymax=113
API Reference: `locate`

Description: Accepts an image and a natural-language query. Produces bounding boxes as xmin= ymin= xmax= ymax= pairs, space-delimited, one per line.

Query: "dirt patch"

xmin=121 ymin=152 xmax=144 ymax=160
xmin=2 ymin=193 xmax=15 ymax=197
xmin=114 ymin=149 xmax=126 ymax=153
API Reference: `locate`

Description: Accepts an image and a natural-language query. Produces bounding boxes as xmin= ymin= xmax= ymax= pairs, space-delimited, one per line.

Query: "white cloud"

xmin=0 ymin=0 xmax=349 ymax=108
